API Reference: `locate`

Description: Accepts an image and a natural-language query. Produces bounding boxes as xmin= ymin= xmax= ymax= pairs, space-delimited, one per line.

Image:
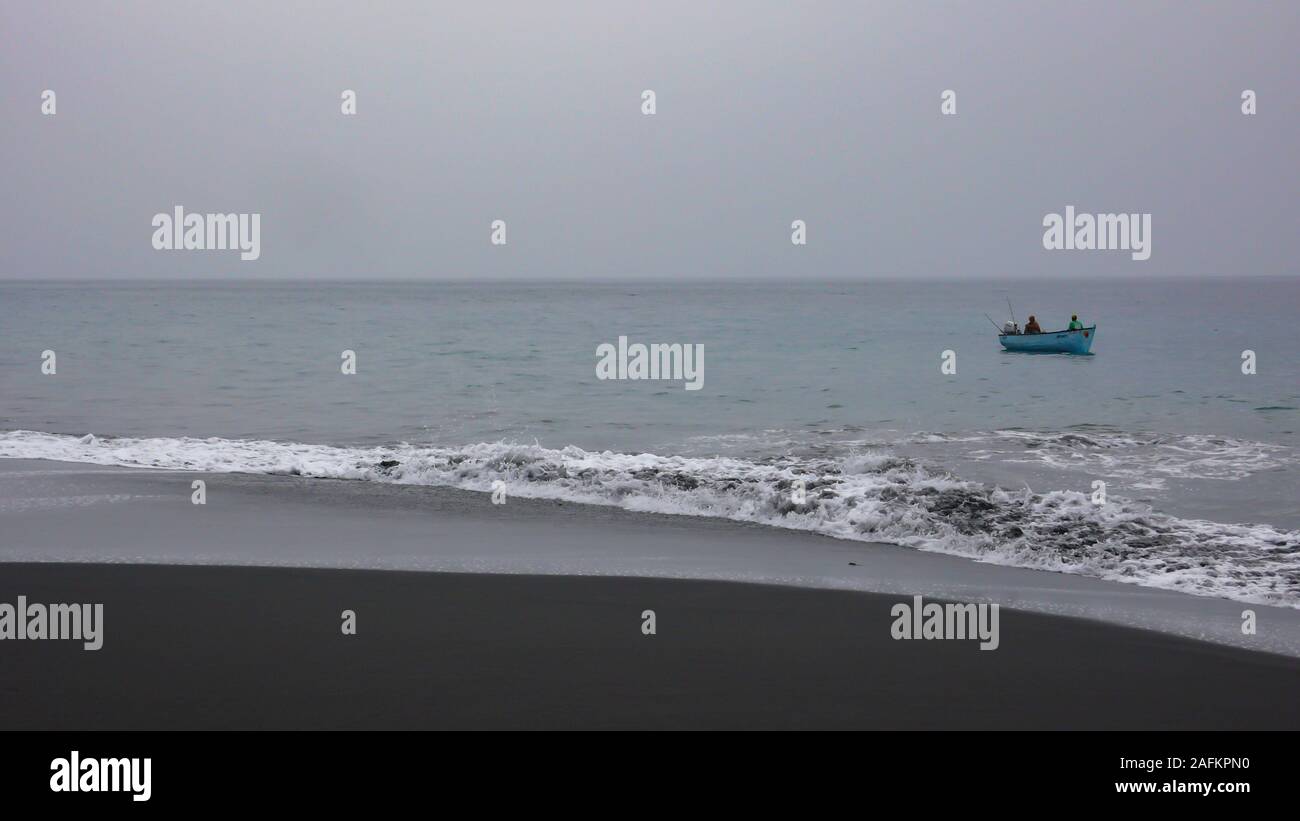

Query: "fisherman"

xmin=1024 ymin=315 xmax=1043 ymax=334
xmin=1068 ymin=314 xmax=1083 ymax=330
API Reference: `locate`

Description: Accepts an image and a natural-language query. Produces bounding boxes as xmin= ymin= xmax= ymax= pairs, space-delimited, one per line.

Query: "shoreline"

xmin=3 ymin=457 xmax=1299 ymax=657
xmin=3 ymin=457 xmax=1299 ymax=728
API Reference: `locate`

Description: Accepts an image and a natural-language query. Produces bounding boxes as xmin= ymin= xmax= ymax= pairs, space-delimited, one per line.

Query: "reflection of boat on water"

xmin=999 ymin=325 xmax=1096 ymax=354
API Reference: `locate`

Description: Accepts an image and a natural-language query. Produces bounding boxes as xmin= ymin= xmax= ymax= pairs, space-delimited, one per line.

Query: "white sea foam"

xmin=684 ymin=427 xmax=1295 ymax=485
xmin=2 ymin=429 xmax=1297 ymax=607
xmin=969 ymin=429 xmax=1295 ymax=481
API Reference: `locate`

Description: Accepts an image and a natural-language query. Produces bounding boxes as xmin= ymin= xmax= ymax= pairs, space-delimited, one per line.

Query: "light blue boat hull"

xmin=999 ymin=326 xmax=1096 ymax=354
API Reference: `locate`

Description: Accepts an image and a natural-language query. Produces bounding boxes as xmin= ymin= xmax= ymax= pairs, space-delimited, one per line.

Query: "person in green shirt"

xmin=1068 ymin=314 xmax=1083 ymax=330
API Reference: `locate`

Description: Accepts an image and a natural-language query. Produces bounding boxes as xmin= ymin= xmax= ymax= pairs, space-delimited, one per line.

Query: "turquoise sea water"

xmin=2 ymin=278 xmax=1298 ymax=604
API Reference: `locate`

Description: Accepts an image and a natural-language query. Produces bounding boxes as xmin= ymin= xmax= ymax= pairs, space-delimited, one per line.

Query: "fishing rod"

xmin=984 ymin=313 xmax=1006 ymax=333
xmin=1007 ymin=297 xmax=1017 ymax=328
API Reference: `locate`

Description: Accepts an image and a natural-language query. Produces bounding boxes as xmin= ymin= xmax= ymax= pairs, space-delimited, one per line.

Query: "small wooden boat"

xmin=999 ymin=325 xmax=1096 ymax=354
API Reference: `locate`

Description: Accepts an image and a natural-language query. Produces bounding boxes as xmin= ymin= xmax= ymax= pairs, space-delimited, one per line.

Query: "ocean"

xmin=2 ymin=278 xmax=1298 ymax=606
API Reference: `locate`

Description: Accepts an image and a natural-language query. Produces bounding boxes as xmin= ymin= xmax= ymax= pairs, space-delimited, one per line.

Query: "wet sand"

xmin=1 ymin=458 xmax=1298 ymax=729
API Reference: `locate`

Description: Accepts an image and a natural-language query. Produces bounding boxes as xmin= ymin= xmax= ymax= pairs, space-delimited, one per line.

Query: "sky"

xmin=1 ymin=1 xmax=1297 ymax=280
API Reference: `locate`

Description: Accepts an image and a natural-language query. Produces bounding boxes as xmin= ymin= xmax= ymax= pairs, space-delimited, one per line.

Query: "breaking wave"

xmin=2 ymin=429 xmax=1297 ymax=607
xmin=968 ymin=428 xmax=1295 ymax=482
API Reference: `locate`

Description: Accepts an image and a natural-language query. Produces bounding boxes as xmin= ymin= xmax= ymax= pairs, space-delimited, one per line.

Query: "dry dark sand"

xmin=1 ymin=561 xmax=1297 ymax=730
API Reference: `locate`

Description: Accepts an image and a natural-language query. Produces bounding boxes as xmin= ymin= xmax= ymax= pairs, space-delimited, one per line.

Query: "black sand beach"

xmin=3 ymin=459 xmax=1299 ymax=729
xmin=2 ymin=561 xmax=1298 ymax=730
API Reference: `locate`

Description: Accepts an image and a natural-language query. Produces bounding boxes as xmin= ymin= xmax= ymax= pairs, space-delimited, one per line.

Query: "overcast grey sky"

xmin=2 ymin=1 xmax=1297 ymax=280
